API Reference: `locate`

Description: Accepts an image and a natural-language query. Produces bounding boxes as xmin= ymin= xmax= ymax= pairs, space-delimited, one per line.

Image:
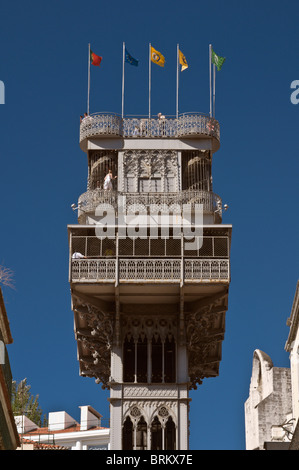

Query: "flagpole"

xmin=149 ymin=43 xmax=151 ymax=119
xmin=122 ymin=42 xmax=125 ymax=118
xmin=176 ymin=44 xmax=179 ymax=119
xmin=209 ymin=44 xmax=212 ymax=118
xmin=87 ymin=43 xmax=91 ymax=115
xmin=213 ymin=63 xmax=216 ymax=117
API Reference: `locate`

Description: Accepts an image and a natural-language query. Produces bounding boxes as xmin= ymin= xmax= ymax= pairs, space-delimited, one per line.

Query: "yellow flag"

xmin=179 ymin=50 xmax=188 ymax=71
xmin=151 ymin=46 xmax=165 ymax=67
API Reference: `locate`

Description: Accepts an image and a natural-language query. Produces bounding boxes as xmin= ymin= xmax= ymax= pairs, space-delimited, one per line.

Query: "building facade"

xmin=15 ymin=405 xmax=109 ymax=450
xmin=68 ymin=112 xmax=232 ymax=450
xmin=245 ymin=280 xmax=299 ymax=450
xmin=0 ymin=287 xmax=20 ymax=450
xmin=244 ymin=349 xmax=292 ymax=450
xmin=285 ymin=280 xmax=299 ymax=449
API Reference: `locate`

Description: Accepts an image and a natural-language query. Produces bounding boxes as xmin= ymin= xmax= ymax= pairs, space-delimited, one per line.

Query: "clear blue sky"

xmin=0 ymin=0 xmax=298 ymax=450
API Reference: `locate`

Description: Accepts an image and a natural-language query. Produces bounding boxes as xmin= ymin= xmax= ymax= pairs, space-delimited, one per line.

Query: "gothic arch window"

xmin=150 ymin=408 xmax=176 ymax=451
xmin=165 ymin=416 xmax=176 ymax=450
xmin=151 ymin=416 xmax=162 ymax=450
xmin=122 ymin=407 xmax=147 ymax=451
xmin=136 ymin=416 xmax=147 ymax=450
xmin=122 ymin=416 xmax=133 ymax=450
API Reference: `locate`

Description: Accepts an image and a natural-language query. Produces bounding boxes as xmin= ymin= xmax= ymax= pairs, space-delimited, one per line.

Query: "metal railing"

xmin=79 ymin=112 xmax=220 ymax=141
xmin=71 ymin=258 xmax=229 ymax=283
xmin=77 ymin=189 xmax=222 ymax=218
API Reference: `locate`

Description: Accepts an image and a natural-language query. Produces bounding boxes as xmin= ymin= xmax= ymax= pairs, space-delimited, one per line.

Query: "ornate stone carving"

xmin=121 ymin=314 xmax=177 ymax=343
xmin=123 ymin=384 xmax=178 ymax=398
xmin=185 ymin=293 xmax=228 ymax=389
xmin=122 ymin=150 xmax=178 ymax=193
xmin=123 ymin=401 xmax=178 ymax=426
xmin=74 ymin=302 xmax=115 ymax=389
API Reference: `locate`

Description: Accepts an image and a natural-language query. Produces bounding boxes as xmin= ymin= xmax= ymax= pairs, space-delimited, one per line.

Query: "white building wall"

xmin=244 ymin=349 xmax=292 ymax=450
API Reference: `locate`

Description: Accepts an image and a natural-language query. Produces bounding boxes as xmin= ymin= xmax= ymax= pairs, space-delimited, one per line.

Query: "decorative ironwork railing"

xmin=72 ymin=259 xmax=116 ymax=282
xmin=184 ymin=259 xmax=230 ymax=280
xmin=77 ymin=189 xmax=222 ymax=217
xmin=71 ymin=258 xmax=229 ymax=283
xmin=119 ymin=259 xmax=181 ymax=282
xmin=71 ymin=258 xmax=230 ymax=283
xmin=79 ymin=113 xmax=220 ymax=141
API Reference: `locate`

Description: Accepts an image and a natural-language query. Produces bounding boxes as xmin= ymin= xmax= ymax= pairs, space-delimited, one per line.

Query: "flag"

xmin=211 ymin=49 xmax=225 ymax=71
xmin=150 ymin=46 xmax=165 ymax=67
xmin=90 ymin=49 xmax=102 ymax=66
xmin=179 ymin=49 xmax=188 ymax=71
xmin=125 ymin=48 xmax=138 ymax=66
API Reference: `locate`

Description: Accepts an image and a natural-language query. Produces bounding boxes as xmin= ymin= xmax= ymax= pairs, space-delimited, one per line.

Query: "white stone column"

xmin=109 ymin=345 xmax=123 ymax=449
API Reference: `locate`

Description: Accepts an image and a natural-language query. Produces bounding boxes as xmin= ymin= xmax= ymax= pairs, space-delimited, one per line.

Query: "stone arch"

xmin=149 ymin=405 xmax=177 ymax=451
xmin=150 ymin=404 xmax=176 ymax=427
xmin=123 ymin=404 xmax=145 ymax=423
xmin=250 ymin=349 xmax=274 ymax=403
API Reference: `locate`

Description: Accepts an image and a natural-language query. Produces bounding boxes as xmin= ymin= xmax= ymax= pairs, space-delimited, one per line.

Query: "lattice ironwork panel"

xmin=118 ymin=237 xmax=134 ymax=256
xmin=213 ymin=237 xmax=229 ymax=257
xmin=71 ymin=259 xmax=116 ymax=280
xmin=119 ymin=259 xmax=181 ymax=281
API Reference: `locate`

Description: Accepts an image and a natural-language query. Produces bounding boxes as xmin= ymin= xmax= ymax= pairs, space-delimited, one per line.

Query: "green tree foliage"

xmin=12 ymin=379 xmax=47 ymax=428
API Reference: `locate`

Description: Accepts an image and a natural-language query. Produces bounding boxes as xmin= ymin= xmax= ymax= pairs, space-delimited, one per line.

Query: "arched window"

xmin=136 ymin=416 xmax=147 ymax=450
xmin=165 ymin=416 xmax=176 ymax=450
xmin=122 ymin=416 xmax=133 ymax=450
xmin=151 ymin=416 xmax=162 ymax=450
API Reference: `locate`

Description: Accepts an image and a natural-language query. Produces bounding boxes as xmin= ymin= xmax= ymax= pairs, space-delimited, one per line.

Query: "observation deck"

xmin=77 ymin=189 xmax=223 ymax=224
xmin=79 ymin=112 xmax=220 ymax=151
xmin=68 ymin=226 xmax=231 ymax=287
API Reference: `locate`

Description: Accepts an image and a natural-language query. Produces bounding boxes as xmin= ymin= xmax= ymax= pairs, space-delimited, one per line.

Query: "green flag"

xmin=212 ymin=49 xmax=226 ymax=71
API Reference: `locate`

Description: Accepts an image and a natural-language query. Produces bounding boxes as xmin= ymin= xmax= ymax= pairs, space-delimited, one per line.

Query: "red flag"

xmin=90 ymin=50 xmax=102 ymax=66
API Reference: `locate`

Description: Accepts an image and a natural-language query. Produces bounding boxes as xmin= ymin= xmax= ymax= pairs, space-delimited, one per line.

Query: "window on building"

xmin=151 ymin=336 xmax=163 ymax=383
xmin=122 ymin=417 xmax=133 ymax=450
xmin=136 ymin=416 xmax=147 ymax=450
xmin=123 ymin=332 xmax=176 ymax=384
xmin=123 ymin=336 xmax=135 ymax=382
xmin=164 ymin=337 xmax=176 ymax=383
xmin=151 ymin=416 xmax=162 ymax=450
xmin=165 ymin=416 xmax=176 ymax=450
xmin=137 ymin=336 xmax=147 ymax=383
